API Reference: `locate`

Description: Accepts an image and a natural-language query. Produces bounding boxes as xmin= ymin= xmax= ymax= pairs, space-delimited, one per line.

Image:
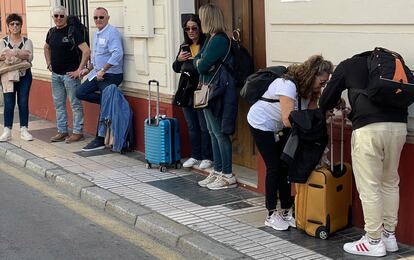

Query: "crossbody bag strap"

xmin=199 ymin=35 xmax=215 ymax=84
xmin=200 ymin=34 xmax=231 ymax=85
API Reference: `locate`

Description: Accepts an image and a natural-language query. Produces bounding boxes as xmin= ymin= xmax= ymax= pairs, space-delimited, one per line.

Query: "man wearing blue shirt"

xmin=77 ymin=7 xmax=124 ymax=151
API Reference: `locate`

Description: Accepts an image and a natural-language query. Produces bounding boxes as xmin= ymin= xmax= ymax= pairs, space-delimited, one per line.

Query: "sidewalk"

xmin=1 ymin=110 xmax=414 ymax=260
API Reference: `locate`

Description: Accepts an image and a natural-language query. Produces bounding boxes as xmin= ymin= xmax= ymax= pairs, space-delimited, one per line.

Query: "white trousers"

xmin=351 ymin=122 xmax=407 ymax=239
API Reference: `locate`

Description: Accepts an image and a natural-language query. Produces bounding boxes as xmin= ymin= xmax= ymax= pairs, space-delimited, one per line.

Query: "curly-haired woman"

xmin=247 ymin=55 xmax=334 ymax=230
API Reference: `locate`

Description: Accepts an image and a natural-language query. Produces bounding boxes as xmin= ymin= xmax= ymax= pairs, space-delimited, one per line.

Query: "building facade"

xmin=23 ymin=0 xmax=414 ymax=245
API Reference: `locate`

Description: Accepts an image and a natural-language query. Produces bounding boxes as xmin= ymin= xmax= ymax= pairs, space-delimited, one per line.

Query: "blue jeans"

xmin=3 ymin=70 xmax=32 ymax=128
xmin=203 ymin=108 xmax=232 ymax=174
xmin=76 ymin=73 xmax=123 ymax=138
xmin=76 ymin=73 xmax=123 ymax=104
xmin=182 ymin=107 xmax=213 ymax=161
xmin=51 ymin=73 xmax=84 ymax=134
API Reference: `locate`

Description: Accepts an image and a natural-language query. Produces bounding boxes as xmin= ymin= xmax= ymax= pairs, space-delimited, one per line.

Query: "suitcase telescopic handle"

xmin=148 ymin=80 xmax=160 ymax=125
xmin=330 ymin=110 xmax=345 ymax=172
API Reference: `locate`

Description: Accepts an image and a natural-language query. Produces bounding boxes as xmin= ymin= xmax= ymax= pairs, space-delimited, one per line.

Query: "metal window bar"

xmin=59 ymin=0 xmax=89 ymax=30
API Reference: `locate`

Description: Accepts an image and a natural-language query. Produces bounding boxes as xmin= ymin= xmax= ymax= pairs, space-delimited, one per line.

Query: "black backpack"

xmin=229 ymin=39 xmax=254 ymax=88
xmin=355 ymin=47 xmax=414 ymax=109
xmin=240 ymin=66 xmax=287 ymax=105
xmin=47 ymin=15 xmax=89 ymax=51
xmin=219 ymin=32 xmax=254 ymax=88
xmin=67 ymin=15 xmax=89 ymax=50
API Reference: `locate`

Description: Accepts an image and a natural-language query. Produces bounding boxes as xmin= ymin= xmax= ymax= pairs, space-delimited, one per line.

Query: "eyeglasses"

xmin=184 ymin=27 xmax=198 ymax=32
xmin=93 ymin=16 xmax=105 ymax=20
xmin=53 ymin=14 xmax=65 ymax=19
xmin=319 ymin=79 xmax=328 ymax=86
xmin=9 ymin=22 xmax=21 ymax=26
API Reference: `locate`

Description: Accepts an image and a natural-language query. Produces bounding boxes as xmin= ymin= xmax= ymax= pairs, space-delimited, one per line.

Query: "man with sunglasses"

xmin=76 ymin=7 xmax=124 ymax=151
xmin=44 ymin=5 xmax=90 ymax=143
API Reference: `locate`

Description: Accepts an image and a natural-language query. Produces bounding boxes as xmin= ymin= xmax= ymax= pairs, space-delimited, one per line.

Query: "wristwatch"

xmin=99 ymin=68 xmax=106 ymax=73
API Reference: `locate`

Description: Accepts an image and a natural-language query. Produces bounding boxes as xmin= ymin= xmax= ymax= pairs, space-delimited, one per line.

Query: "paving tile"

xmin=239 ymin=245 xmax=266 ymax=254
xmin=197 ymin=225 xmax=221 ymax=233
xmin=73 ymin=149 xmax=113 ymax=157
xmin=299 ymin=255 xmax=327 ymax=260
xmin=248 ymin=248 xmax=277 ymax=257
xmin=261 ymin=240 xmax=290 ymax=249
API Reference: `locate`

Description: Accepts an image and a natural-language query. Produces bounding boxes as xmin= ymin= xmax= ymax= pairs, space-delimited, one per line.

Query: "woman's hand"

xmin=335 ymin=98 xmax=346 ymax=110
xmin=4 ymin=49 xmax=15 ymax=59
xmin=177 ymin=51 xmax=191 ymax=62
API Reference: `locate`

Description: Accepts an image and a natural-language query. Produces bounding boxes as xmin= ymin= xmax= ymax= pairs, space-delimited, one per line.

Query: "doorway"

xmin=194 ymin=0 xmax=266 ymax=176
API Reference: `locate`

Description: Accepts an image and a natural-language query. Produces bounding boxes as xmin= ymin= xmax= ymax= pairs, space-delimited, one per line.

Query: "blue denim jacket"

xmin=98 ymin=84 xmax=133 ymax=152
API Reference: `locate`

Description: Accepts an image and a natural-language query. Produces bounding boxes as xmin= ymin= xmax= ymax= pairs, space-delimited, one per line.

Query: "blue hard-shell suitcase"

xmin=144 ymin=80 xmax=181 ymax=172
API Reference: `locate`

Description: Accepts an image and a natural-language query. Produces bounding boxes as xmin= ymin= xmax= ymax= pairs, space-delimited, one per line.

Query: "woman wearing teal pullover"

xmin=194 ymin=4 xmax=238 ymax=190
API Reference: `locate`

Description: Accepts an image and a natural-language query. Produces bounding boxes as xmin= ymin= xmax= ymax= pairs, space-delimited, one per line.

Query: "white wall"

xmin=265 ymin=0 xmax=414 ymax=135
xmin=25 ymin=0 xmax=195 ymax=100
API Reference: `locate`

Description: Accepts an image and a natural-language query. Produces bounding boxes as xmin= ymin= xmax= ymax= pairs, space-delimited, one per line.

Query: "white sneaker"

xmin=20 ymin=127 xmax=33 ymax=141
xmin=0 ymin=127 xmax=11 ymax=142
xmin=199 ymin=159 xmax=213 ymax=169
xmin=265 ymin=210 xmax=290 ymax=231
xmin=382 ymin=231 xmax=399 ymax=252
xmin=183 ymin=158 xmax=200 ymax=168
xmin=206 ymin=175 xmax=237 ymax=190
xmin=343 ymin=235 xmax=386 ymax=257
xmin=283 ymin=208 xmax=296 ymax=228
xmin=198 ymin=171 xmax=219 ymax=187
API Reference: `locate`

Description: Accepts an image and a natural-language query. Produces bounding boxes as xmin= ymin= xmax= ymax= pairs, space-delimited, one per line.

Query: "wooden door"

xmin=195 ymin=0 xmax=266 ymax=170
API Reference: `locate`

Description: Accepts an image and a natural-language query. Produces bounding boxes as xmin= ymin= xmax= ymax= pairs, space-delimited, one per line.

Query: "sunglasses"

xmin=184 ymin=27 xmax=198 ymax=32
xmin=93 ymin=16 xmax=105 ymax=20
xmin=53 ymin=14 xmax=65 ymax=19
xmin=9 ymin=22 xmax=21 ymax=26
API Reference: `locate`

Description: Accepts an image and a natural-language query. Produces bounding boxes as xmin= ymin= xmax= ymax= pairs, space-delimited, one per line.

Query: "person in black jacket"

xmin=172 ymin=14 xmax=213 ymax=170
xmin=319 ymin=52 xmax=407 ymax=257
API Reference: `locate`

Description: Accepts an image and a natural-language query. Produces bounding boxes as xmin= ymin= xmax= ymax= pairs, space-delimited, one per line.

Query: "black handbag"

xmin=174 ymin=72 xmax=195 ymax=107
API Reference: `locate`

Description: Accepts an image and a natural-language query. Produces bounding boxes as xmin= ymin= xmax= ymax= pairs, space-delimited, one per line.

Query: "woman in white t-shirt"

xmin=247 ymin=55 xmax=333 ymax=231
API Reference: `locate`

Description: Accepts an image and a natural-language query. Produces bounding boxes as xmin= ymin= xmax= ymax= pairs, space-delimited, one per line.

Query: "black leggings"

xmin=250 ymin=126 xmax=294 ymax=211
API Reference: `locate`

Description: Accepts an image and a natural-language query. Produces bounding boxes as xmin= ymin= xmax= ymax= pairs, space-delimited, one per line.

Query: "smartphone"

xmin=181 ymin=44 xmax=191 ymax=53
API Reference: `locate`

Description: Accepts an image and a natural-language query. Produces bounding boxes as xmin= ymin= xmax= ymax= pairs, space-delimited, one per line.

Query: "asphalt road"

xmin=0 ymin=159 xmax=183 ymax=260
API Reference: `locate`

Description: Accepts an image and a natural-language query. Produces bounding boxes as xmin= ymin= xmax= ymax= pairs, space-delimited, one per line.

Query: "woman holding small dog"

xmin=0 ymin=13 xmax=33 ymax=142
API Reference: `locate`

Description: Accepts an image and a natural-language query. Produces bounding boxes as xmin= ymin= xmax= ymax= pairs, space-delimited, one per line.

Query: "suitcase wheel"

xmin=160 ymin=166 xmax=167 ymax=173
xmin=316 ymin=226 xmax=329 ymax=240
xmin=175 ymin=162 xmax=182 ymax=169
xmin=145 ymin=163 xmax=151 ymax=169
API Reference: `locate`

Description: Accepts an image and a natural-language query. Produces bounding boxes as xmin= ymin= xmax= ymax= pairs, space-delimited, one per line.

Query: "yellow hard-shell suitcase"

xmin=295 ymin=113 xmax=352 ymax=239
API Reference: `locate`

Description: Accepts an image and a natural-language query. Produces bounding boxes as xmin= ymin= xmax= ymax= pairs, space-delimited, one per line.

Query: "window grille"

xmin=59 ymin=0 xmax=89 ymax=30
